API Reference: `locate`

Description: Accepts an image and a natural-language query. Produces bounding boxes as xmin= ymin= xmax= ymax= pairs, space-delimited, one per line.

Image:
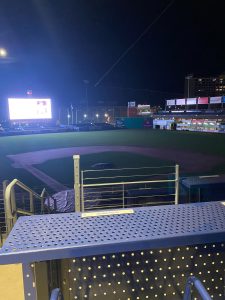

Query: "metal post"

xmin=122 ymin=183 xmax=125 ymax=208
xmin=2 ymin=180 xmax=8 ymax=195
xmin=198 ymin=188 xmax=201 ymax=202
xmin=40 ymin=188 xmax=46 ymax=213
xmin=9 ymin=186 xmax=17 ymax=232
xmin=50 ymin=288 xmax=64 ymax=300
xmin=22 ymin=263 xmax=38 ymax=300
xmin=183 ymin=276 xmax=212 ymax=300
xmin=4 ymin=182 xmax=16 ymax=233
xmin=183 ymin=277 xmax=192 ymax=300
xmin=29 ymin=191 xmax=34 ymax=214
xmin=175 ymin=164 xmax=179 ymax=205
xmin=73 ymin=155 xmax=81 ymax=212
xmin=2 ymin=180 xmax=8 ymax=228
xmin=81 ymin=171 xmax=84 ymax=212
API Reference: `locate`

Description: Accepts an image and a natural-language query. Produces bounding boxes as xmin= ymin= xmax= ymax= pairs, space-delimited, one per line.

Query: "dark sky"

xmin=0 ymin=0 xmax=225 ymax=107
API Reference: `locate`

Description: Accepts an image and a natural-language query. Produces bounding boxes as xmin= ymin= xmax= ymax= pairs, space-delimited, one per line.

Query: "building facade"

xmin=185 ymin=74 xmax=225 ymax=98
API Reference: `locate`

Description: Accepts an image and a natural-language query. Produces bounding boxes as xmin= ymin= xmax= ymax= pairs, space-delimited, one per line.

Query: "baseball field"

xmin=1 ymin=129 xmax=225 ymax=192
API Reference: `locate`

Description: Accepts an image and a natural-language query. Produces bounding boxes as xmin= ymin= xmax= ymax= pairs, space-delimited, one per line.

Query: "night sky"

xmin=0 ymin=0 xmax=225 ymax=108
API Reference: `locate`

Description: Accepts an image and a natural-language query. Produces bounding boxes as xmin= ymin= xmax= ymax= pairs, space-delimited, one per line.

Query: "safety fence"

xmin=79 ymin=163 xmax=179 ymax=211
xmin=1 ymin=156 xmax=179 ymax=242
xmin=2 ymin=179 xmax=46 ymax=238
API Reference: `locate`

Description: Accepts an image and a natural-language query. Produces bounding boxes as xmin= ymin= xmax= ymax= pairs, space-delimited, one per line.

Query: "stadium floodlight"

xmin=83 ymin=114 xmax=87 ymax=119
xmin=96 ymin=113 xmax=99 ymax=119
xmin=104 ymin=113 xmax=108 ymax=118
xmin=0 ymin=48 xmax=7 ymax=57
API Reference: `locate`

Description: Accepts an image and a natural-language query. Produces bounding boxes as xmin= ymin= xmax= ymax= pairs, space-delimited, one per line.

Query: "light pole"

xmin=104 ymin=113 xmax=109 ymax=122
xmin=75 ymin=107 xmax=78 ymax=124
xmin=70 ymin=104 xmax=74 ymax=124
xmin=83 ymin=80 xmax=89 ymax=112
xmin=67 ymin=108 xmax=71 ymax=125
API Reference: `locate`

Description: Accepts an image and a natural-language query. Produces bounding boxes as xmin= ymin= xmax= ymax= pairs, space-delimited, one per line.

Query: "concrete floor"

xmin=0 ymin=264 xmax=24 ymax=300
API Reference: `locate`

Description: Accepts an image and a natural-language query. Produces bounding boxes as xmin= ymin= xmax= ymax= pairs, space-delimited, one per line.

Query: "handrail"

xmin=4 ymin=178 xmax=46 ymax=233
xmin=50 ymin=288 xmax=64 ymax=300
xmin=80 ymin=163 xmax=179 ymax=211
xmin=82 ymin=178 xmax=176 ymax=188
xmin=183 ymin=276 xmax=212 ymax=300
xmin=74 ymin=154 xmax=179 ymax=213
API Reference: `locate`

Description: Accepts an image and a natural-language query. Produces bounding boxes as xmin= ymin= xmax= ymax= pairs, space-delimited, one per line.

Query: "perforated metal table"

xmin=1 ymin=201 xmax=225 ymax=299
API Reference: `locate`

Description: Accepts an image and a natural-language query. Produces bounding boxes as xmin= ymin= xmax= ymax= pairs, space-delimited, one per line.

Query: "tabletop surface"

xmin=1 ymin=201 xmax=225 ymax=264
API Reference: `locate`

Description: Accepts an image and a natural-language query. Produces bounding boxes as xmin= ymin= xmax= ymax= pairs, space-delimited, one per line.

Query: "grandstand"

xmin=153 ymin=95 xmax=225 ymax=132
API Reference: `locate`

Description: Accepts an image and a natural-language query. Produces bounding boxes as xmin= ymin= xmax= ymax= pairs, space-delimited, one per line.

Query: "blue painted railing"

xmin=183 ymin=276 xmax=212 ymax=300
xmin=50 ymin=288 xmax=64 ymax=300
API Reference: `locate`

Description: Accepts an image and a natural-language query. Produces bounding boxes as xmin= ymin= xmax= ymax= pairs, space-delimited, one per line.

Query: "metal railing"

xmin=4 ymin=179 xmax=46 ymax=234
xmin=49 ymin=278 xmax=211 ymax=300
xmin=0 ymin=181 xmax=9 ymax=245
xmin=50 ymin=288 xmax=64 ymax=300
xmin=183 ymin=276 xmax=212 ymax=300
xmin=78 ymin=162 xmax=179 ymax=212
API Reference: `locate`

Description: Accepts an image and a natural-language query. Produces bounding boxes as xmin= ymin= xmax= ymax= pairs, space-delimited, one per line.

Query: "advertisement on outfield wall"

xmin=186 ymin=98 xmax=197 ymax=105
xmin=176 ymin=98 xmax=186 ymax=105
xmin=210 ymin=96 xmax=222 ymax=104
xmin=197 ymin=97 xmax=208 ymax=104
xmin=8 ymin=98 xmax=52 ymax=120
xmin=222 ymin=96 xmax=225 ymax=103
xmin=166 ymin=99 xmax=175 ymax=106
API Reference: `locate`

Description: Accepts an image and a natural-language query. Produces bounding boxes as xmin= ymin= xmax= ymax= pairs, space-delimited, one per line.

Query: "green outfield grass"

xmin=1 ymin=129 xmax=225 ymax=155
xmin=1 ymin=129 xmax=225 ymax=188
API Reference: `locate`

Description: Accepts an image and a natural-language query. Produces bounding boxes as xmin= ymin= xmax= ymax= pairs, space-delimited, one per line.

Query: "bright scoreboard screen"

xmin=8 ymin=98 xmax=52 ymax=120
